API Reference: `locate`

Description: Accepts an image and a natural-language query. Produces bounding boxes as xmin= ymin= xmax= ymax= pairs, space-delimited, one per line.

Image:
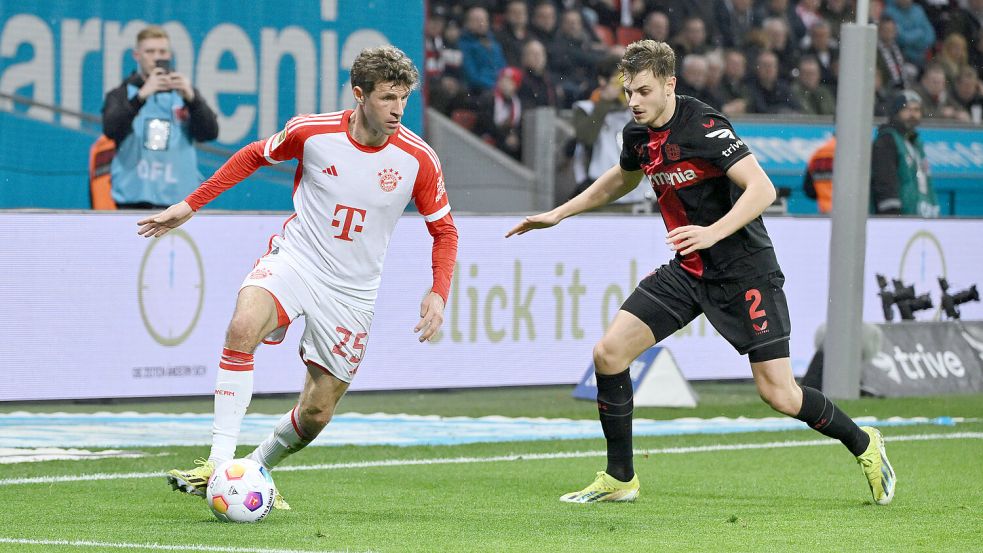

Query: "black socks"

xmin=596 ymin=369 xmax=635 ymax=482
xmin=796 ymin=386 xmax=870 ymax=456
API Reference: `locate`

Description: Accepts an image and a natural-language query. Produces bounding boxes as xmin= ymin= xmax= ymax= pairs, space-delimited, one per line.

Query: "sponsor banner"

xmin=732 ymin=121 xmax=983 ymax=215
xmin=733 ymin=122 xmax=983 ymax=179
xmin=0 ymin=1 xmax=424 ymax=143
xmin=2 ymin=213 xmax=982 ymax=401
xmin=863 ymin=321 xmax=983 ymax=396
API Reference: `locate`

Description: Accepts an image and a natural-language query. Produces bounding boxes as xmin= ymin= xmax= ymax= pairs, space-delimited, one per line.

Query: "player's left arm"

xmin=412 ymin=158 xmax=459 ymax=343
xmin=667 ymin=156 xmax=776 ymax=256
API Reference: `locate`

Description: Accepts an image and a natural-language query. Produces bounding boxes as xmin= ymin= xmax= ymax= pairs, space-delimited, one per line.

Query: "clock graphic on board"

xmin=138 ymin=229 xmax=205 ymax=346
xmin=898 ymin=229 xmax=946 ymax=320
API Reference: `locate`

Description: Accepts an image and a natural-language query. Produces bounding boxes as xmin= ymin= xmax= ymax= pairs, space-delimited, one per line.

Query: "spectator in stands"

xmin=952 ymin=66 xmax=983 ymax=123
xmin=915 ymin=62 xmax=965 ymax=120
xmin=871 ymin=90 xmax=939 ymax=217
xmin=944 ymin=0 xmax=983 ymax=54
xmin=675 ymin=54 xmax=723 ymax=108
xmin=101 ymin=25 xmax=218 ymax=210
xmin=582 ymin=0 xmax=621 ymax=30
xmin=705 ymin=49 xmax=725 ymax=92
xmin=672 ymin=16 xmax=710 ymax=60
xmin=460 ymin=6 xmax=507 ymax=93
xmin=642 ymin=11 xmax=671 ymax=43
xmin=719 ymin=48 xmax=754 ymax=115
xmin=497 ymin=0 xmax=531 ymax=67
xmin=792 ymin=56 xmax=836 ymax=115
xmin=425 ymin=7 xmax=449 ymax=82
xmin=885 ymin=0 xmax=936 ymax=69
xmin=571 ymin=56 xmax=634 ymax=199
xmin=714 ymin=0 xmax=757 ymax=49
xmin=756 ymin=0 xmax=807 ymax=46
xmin=973 ymin=27 xmax=983 ymax=80
xmin=761 ymin=17 xmax=800 ymax=78
xmin=876 ymin=15 xmax=911 ymax=91
xmin=803 ymin=135 xmax=836 ymax=213
xmin=873 ymin=69 xmax=894 ymax=117
xmin=517 ymin=39 xmax=560 ymax=109
xmin=530 ymin=1 xmax=558 ymax=45
xmin=549 ymin=9 xmax=607 ymax=107
xmin=630 ymin=1 xmax=701 ymax=36
xmin=476 ymin=67 xmax=525 ymax=160
xmin=803 ymin=20 xmax=838 ymax=89
xmin=795 ymin=0 xmax=824 ymax=38
xmin=424 ymin=6 xmax=467 ymax=116
xmin=748 ymin=50 xmax=802 ymax=113
xmin=821 ymin=0 xmax=854 ymax=39
xmin=918 ymin=0 xmax=957 ymax=40
xmin=935 ymin=33 xmax=972 ymax=85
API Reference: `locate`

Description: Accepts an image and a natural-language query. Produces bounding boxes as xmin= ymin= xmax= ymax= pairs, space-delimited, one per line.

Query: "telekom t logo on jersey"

xmin=331 ymin=204 xmax=366 ymax=241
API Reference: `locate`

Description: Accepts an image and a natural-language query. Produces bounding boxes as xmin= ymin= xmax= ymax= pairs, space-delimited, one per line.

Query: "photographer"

xmin=101 ymin=26 xmax=218 ymax=209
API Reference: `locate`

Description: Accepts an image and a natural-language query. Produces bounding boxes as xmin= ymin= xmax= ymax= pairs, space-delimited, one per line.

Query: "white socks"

xmin=248 ymin=405 xmax=312 ymax=469
xmin=208 ymin=348 xmax=254 ymax=465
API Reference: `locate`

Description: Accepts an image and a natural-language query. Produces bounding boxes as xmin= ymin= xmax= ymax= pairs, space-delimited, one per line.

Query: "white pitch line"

xmin=1 ymin=432 xmax=980 ymax=488
xmin=0 ymin=537 xmax=371 ymax=553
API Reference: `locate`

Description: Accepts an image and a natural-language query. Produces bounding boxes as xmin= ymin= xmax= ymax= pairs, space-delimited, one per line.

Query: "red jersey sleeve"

xmin=261 ymin=116 xmax=307 ymax=164
xmin=412 ymin=153 xmax=458 ymax=303
xmin=184 ymin=118 xmax=308 ymax=211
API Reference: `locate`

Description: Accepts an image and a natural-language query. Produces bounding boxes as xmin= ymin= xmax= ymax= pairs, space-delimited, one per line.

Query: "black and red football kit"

xmin=619 ymin=95 xmax=790 ymax=359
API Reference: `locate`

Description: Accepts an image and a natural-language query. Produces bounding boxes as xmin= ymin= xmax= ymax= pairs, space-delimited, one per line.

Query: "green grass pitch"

xmin=0 ymin=384 xmax=981 ymax=552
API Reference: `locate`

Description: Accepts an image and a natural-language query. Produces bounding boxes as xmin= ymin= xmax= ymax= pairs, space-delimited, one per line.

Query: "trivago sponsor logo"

xmin=871 ymin=344 xmax=968 ymax=384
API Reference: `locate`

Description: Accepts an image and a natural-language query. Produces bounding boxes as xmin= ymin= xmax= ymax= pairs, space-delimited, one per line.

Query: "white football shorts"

xmin=239 ymin=249 xmax=373 ymax=383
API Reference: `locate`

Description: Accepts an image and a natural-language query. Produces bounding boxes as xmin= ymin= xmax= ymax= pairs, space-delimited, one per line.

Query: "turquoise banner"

xmin=733 ymin=121 xmax=983 ymax=216
xmin=0 ymin=0 xmax=424 ymax=209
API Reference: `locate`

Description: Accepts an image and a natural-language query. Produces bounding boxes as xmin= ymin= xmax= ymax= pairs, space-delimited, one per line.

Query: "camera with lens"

xmin=875 ymin=274 xmax=897 ymax=322
xmin=939 ymin=277 xmax=979 ymax=320
xmin=891 ymin=278 xmax=932 ymax=320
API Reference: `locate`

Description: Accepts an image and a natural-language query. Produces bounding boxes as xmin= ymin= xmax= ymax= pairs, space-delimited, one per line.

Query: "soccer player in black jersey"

xmin=506 ymin=40 xmax=896 ymax=505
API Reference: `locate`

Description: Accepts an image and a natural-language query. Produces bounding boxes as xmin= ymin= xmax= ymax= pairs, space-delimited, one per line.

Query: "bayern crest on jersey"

xmin=378 ymin=168 xmax=401 ymax=192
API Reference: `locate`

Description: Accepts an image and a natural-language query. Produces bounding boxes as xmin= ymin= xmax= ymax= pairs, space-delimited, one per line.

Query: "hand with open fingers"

xmin=415 ymin=292 xmax=446 ymax=342
xmin=666 ymin=225 xmax=720 ymax=256
xmin=505 ymin=211 xmax=561 ymax=238
xmin=137 ymin=201 xmax=195 ymax=238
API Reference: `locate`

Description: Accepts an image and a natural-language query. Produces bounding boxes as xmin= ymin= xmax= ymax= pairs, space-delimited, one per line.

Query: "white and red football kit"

xmin=185 ymin=110 xmax=458 ymax=381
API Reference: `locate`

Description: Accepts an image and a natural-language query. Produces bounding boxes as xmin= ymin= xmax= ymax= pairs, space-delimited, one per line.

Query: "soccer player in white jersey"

xmin=138 ymin=46 xmax=458 ymax=510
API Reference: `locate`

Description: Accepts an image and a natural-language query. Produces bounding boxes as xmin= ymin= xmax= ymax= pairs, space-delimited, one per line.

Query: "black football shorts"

xmin=621 ymin=262 xmax=791 ymax=360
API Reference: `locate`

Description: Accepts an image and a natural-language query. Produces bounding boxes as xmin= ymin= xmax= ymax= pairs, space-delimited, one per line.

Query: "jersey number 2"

xmin=745 ymin=289 xmax=766 ymax=320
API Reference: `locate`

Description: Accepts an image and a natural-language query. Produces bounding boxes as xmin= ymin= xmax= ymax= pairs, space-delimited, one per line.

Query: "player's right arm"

xmin=505 ymin=165 xmax=643 ymax=237
xmin=137 ymin=118 xmax=306 ymax=238
xmin=507 ymin=121 xmax=647 ymax=238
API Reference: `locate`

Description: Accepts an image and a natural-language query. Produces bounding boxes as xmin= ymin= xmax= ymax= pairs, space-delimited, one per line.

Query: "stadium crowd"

xmin=424 ymin=0 xmax=983 ymax=158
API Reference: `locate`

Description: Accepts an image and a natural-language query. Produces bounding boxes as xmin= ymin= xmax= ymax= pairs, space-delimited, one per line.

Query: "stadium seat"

xmin=594 ymin=24 xmax=615 ymax=46
xmin=616 ymin=26 xmax=643 ymax=46
xmin=450 ymin=109 xmax=478 ymax=131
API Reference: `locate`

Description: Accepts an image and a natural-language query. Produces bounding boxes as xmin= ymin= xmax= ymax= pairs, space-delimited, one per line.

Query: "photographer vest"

xmin=110 ymin=85 xmax=202 ymax=206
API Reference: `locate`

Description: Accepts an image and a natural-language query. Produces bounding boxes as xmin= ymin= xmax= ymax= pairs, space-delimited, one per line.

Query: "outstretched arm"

xmin=506 ymin=164 xmax=644 ymax=237
xmin=136 ymin=140 xmax=269 ymax=238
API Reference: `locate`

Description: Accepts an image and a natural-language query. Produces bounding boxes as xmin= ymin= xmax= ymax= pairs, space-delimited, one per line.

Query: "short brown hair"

xmin=350 ymin=45 xmax=419 ymax=95
xmin=619 ymin=40 xmax=675 ymax=82
xmin=136 ymin=26 xmax=169 ymax=46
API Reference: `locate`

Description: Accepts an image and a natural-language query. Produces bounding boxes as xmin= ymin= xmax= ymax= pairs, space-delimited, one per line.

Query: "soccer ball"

xmin=206 ymin=459 xmax=276 ymax=523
